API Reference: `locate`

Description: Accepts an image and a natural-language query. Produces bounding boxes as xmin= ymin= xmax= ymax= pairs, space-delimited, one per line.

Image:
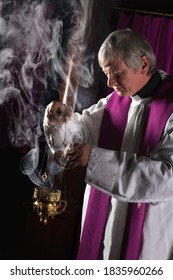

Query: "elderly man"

xmin=43 ymin=29 xmax=173 ymax=260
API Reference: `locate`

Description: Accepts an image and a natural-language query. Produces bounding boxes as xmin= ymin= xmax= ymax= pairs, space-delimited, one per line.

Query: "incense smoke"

xmin=0 ymin=0 xmax=97 ymax=186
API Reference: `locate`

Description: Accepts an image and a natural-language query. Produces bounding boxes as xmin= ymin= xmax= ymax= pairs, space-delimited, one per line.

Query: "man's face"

xmin=102 ymin=56 xmax=150 ymax=97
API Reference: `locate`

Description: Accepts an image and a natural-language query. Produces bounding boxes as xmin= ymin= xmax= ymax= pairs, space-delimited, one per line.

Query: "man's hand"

xmin=44 ymin=101 xmax=72 ymax=126
xmin=64 ymin=143 xmax=92 ymax=169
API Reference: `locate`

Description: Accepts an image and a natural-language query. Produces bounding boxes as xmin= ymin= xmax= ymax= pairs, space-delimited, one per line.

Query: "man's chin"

xmin=115 ymin=90 xmax=124 ymax=97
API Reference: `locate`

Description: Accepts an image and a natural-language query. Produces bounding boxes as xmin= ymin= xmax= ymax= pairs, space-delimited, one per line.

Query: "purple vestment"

xmin=77 ymin=75 xmax=173 ymax=260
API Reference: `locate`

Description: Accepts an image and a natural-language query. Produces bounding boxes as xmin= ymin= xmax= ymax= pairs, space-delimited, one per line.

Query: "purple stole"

xmin=77 ymin=75 xmax=173 ymax=260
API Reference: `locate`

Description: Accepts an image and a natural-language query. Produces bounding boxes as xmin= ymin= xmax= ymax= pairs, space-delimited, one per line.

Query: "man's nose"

xmin=107 ymin=74 xmax=118 ymax=88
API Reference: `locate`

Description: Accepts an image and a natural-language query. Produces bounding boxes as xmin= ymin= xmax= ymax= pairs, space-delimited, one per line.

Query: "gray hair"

xmin=98 ymin=29 xmax=157 ymax=75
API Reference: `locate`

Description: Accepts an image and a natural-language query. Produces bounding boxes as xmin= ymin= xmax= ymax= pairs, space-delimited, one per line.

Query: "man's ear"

xmin=141 ymin=55 xmax=150 ymax=73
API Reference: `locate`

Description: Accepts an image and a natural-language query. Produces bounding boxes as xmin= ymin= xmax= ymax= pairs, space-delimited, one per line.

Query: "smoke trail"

xmin=0 ymin=0 xmax=98 ymax=186
xmin=0 ymin=0 xmax=63 ymax=148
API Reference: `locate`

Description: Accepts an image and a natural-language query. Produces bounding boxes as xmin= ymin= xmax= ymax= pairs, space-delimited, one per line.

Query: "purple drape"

xmin=116 ymin=11 xmax=173 ymax=75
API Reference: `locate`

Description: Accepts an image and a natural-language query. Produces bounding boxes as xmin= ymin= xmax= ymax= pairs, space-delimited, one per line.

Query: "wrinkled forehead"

xmin=101 ymin=56 xmax=126 ymax=72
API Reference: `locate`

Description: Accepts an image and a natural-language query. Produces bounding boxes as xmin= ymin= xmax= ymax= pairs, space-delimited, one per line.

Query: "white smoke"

xmin=0 ymin=0 xmax=97 ymax=186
